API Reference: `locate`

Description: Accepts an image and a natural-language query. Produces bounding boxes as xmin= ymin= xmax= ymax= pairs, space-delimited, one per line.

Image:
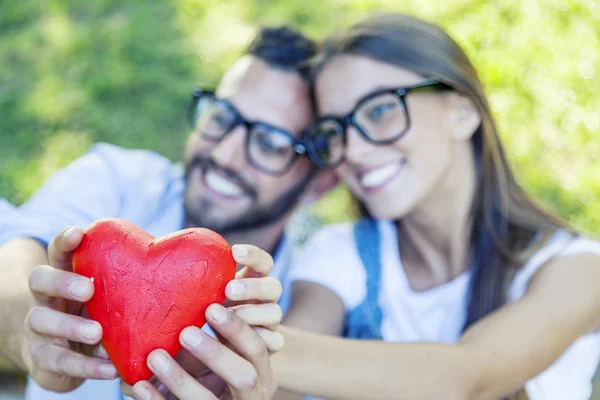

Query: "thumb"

xmin=47 ymin=226 xmax=84 ymax=271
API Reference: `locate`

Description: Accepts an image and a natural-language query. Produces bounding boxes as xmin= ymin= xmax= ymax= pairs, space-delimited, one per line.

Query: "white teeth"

xmin=360 ymin=164 xmax=401 ymax=188
xmin=205 ymin=170 xmax=245 ymax=197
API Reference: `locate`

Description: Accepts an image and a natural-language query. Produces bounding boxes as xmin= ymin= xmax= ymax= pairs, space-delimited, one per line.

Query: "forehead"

xmin=216 ymin=55 xmax=313 ymax=136
xmin=315 ymin=54 xmax=424 ymax=114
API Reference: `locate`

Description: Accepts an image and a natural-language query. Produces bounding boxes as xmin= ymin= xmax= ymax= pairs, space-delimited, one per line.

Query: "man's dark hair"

xmin=245 ymin=26 xmax=317 ymax=79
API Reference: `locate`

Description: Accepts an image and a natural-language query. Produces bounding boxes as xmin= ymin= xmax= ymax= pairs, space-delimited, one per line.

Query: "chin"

xmin=363 ymin=199 xmax=414 ymax=220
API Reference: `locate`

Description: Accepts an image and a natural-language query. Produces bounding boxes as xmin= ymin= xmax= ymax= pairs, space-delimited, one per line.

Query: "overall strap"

xmin=345 ymin=218 xmax=384 ymax=340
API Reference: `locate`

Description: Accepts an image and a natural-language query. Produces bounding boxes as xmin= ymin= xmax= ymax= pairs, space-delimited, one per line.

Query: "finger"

xmin=232 ymin=245 xmax=274 ymax=277
xmin=29 ymin=341 xmax=117 ymax=380
xmin=29 ymin=265 xmax=94 ymax=304
xmin=225 ymin=277 xmax=282 ymax=303
xmin=144 ymin=349 xmax=218 ymax=400
xmin=47 ymin=226 xmax=84 ymax=271
xmin=206 ymin=304 xmax=271 ymax=393
xmin=130 ymin=381 xmax=168 ymax=400
xmin=27 ymin=306 xmax=102 ymax=345
xmin=92 ymin=344 xmax=110 ymax=360
xmin=179 ymin=326 xmax=262 ymax=400
xmin=253 ymin=327 xmax=285 ymax=353
xmin=232 ymin=303 xmax=282 ymax=328
xmin=121 ymin=382 xmax=133 ymax=397
xmin=120 ymin=377 xmax=166 ymax=399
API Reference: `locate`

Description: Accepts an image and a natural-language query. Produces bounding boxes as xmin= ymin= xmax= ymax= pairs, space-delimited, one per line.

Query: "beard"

xmin=183 ymin=155 xmax=315 ymax=235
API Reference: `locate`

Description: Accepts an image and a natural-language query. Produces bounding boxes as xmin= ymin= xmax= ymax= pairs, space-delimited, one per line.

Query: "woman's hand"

xmin=124 ymin=244 xmax=284 ymax=400
xmin=130 ymin=304 xmax=278 ymax=400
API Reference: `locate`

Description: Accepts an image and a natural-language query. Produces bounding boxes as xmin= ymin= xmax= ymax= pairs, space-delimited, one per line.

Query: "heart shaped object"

xmin=73 ymin=218 xmax=236 ymax=385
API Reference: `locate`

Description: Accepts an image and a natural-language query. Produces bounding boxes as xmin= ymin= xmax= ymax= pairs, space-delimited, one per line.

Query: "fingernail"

xmin=99 ymin=362 xmax=117 ymax=378
xmin=63 ymin=226 xmax=76 ymax=239
xmin=232 ymin=245 xmax=248 ymax=258
xmin=226 ymin=281 xmax=245 ymax=299
xmin=96 ymin=344 xmax=108 ymax=359
xmin=156 ymin=383 xmax=168 ymax=394
xmin=70 ymin=279 xmax=91 ymax=298
xmin=181 ymin=327 xmax=204 ymax=347
xmin=80 ymin=322 xmax=100 ymax=341
xmin=133 ymin=385 xmax=151 ymax=400
xmin=149 ymin=352 xmax=170 ymax=375
xmin=274 ymin=332 xmax=285 ymax=350
xmin=210 ymin=304 xmax=230 ymax=324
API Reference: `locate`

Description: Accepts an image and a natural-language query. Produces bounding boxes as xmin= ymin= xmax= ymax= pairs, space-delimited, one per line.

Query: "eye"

xmin=197 ymin=103 xmax=237 ymax=139
xmin=366 ymin=102 xmax=396 ymax=122
xmin=253 ymin=130 xmax=292 ymax=156
xmin=207 ymin=107 xmax=234 ymax=129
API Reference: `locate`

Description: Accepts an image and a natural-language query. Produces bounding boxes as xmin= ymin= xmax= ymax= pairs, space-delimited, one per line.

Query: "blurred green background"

xmin=1 ymin=0 xmax=599 ymax=396
xmin=1 ymin=0 xmax=600 ymax=234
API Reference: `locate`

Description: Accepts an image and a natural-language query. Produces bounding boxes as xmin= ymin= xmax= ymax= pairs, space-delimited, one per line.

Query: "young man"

xmin=0 ymin=26 xmax=331 ymax=400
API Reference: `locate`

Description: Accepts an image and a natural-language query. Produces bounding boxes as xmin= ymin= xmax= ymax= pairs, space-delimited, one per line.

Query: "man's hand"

xmin=23 ymin=226 xmax=118 ymax=392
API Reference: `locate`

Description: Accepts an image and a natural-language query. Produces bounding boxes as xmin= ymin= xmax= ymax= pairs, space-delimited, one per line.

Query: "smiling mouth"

xmin=357 ymin=159 xmax=407 ymax=194
xmin=202 ymin=168 xmax=247 ymax=200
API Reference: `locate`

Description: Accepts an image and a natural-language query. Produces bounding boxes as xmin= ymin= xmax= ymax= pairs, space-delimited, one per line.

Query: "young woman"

xmin=276 ymin=13 xmax=600 ymax=400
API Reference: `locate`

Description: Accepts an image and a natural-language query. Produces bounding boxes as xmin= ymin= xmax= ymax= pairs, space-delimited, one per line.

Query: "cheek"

xmin=257 ymin=159 xmax=313 ymax=202
xmin=253 ymin=174 xmax=288 ymax=204
xmin=398 ymin=127 xmax=454 ymax=193
xmin=183 ymin=134 xmax=198 ymax=163
xmin=335 ymin=165 xmax=361 ymax=193
xmin=403 ymin=103 xmax=454 ymax=164
xmin=184 ymin=134 xmax=217 ymax=162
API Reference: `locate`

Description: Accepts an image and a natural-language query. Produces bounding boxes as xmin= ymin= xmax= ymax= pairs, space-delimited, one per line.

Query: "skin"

xmin=0 ymin=54 xmax=331 ymax=399
xmin=23 ymin=227 xmax=282 ymax=400
xmin=131 ymin=303 xmax=280 ymax=400
xmin=183 ymin=55 xmax=317 ymax=248
xmin=274 ymin=54 xmax=600 ymax=400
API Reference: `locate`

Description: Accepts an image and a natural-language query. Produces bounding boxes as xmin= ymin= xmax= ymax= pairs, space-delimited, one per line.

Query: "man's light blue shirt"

xmin=0 ymin=143 xmax=308 ymax=400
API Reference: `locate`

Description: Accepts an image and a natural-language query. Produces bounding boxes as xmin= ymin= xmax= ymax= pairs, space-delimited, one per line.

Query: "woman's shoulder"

xmin=557 ymin=231 xmax=600 ymax=257
xmin=299 ymin=217 xmax=394 ymax=252
xmin=510 ymin=229 xmax=600 ymax=301
xmin=530 ymin=230 xmax=600 ymax=262
xmin=288 ymin=218 xmax=380 ymax=310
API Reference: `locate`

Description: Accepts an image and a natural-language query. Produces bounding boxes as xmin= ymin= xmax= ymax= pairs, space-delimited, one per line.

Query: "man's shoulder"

xmin=82 ymin=142 xmax=183 ymax=186
xmin=285 ymin=211 xmax=357 ymax=254
xmin=284 ymin=209 xmax=326 ymax=248
xmin=87 ymin=142 xmax=177 ymax=169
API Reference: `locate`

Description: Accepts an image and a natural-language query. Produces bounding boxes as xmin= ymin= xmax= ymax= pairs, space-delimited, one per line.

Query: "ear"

xmin=301 ymin=170 xmax=340 ymax=206
xmin=446 ymin=92 xmax=481 ymax=141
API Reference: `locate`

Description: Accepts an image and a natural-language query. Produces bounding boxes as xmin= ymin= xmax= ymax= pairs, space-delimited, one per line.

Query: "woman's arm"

xmin=273 ymin=253 xmax=600 ymax=400
xmin=283 ymin=281 xmax=346 ymax=335
xmin=273 ymin=281 xmax=346 ymax=400
xmin=281 ymin=222 xmax=362 ymax=336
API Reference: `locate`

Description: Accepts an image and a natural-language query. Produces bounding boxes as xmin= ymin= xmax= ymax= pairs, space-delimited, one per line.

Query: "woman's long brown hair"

xmin=311 ymin=13 xmax=575 ymax=399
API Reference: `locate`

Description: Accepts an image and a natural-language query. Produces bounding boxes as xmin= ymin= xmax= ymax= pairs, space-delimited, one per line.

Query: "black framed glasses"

xmin=188 ymin=88 xmax=308 ymax=176
xmin=305 ymin=79 xmax=452 ymax=168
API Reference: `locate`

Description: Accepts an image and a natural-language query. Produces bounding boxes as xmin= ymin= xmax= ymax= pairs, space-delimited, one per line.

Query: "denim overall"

xmin=345 ymin=218 xmax=384 ymax=340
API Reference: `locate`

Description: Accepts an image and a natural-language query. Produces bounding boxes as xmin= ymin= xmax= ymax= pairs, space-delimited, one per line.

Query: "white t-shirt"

xmin=289 ymin=220 xmax=600 ymax=400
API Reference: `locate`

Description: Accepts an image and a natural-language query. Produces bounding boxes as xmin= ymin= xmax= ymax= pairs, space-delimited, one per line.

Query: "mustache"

xmin=185 ymin=155 xmax=258 ymax=200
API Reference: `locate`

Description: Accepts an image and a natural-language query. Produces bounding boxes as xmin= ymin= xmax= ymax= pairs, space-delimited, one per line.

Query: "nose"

xmin=211 ymin=126 xmax=247 ymax=170
xmin=344 ymin=126 xmax=378 ymax=164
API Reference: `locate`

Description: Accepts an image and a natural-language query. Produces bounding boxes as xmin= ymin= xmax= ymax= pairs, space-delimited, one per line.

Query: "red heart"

xmin=73 ymin=218 xmax=236 ymax=385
